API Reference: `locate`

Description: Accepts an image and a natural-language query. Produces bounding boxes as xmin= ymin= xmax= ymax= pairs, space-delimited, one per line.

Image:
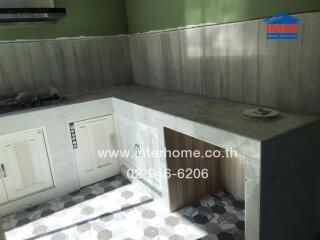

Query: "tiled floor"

xmin=2 ymin=175 xmax=131 ymax=232
xmin=1 ymin=175 xmax=244 ymax=240
xmin=179 ymin=192 xmax=245 ymax=240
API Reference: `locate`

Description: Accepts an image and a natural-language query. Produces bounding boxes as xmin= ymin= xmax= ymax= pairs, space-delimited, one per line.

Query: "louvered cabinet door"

xmin=74 ymin=116 xmax=119 ymax=187
xmin=0 ymin=178 xmax=8 ymax=204
xmin=0 ymin=129 xmax=53 ymax=201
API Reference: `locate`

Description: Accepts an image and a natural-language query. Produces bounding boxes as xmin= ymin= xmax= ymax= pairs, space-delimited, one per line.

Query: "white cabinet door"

xmin=135 ymin=123 xmax=149 ymax=172
xmin=118 ymin=116 xmax=162 ymax=190
xmin=136 ymin=123 xmax=161 ymax=188
xmin=117 ymin=116 xmax=137 ymax=169
xmin=0 ymin=129 xmax=53 ymax=201
xmin=118 ymin=118 xmax=149 ymax=173
xmin=147 ymin=127 xmax=161 ymax=187
xmin=0 ymin=178 xmax=8 ymax=205
xmin=74 ymin=116 xmax=119 ymax=187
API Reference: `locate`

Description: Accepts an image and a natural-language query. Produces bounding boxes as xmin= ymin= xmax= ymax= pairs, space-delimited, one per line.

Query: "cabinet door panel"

xmin=0 ymin=129 xmax=53 ymax=201
xmin=74 ymin=116 xmax=119 ymax=187
xmin=128 ymin=121 xmax=162 ymax=185
xmin=118 ymin=116 xmax=136 ymax=168
xmin=117 ymin=116 xmax=162 ymax=191
xmin=138 ymin=124 xmax=161 ymax=187
xmin=0 ymin=178 xmax=8 ymax=204
xmin=148 ymin=127 xmax=161 ymax=186
xmin=91 ymin=119 xmax=115 ymax=168
xmin=135 ymin=123 xmax=149 ymax=171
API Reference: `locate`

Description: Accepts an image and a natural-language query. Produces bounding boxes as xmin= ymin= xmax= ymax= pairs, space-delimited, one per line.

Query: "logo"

xmin=264 ymin=13 xmax=300 ymax=40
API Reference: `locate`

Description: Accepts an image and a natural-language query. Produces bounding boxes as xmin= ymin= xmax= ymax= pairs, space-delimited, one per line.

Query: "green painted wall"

xmin=125 ymin=0 xmax=320 ymax=33
xmin=0 ymin=0 xmax=128 ymax=41
xmin=2 ymin=0 xmax=320 ymax=40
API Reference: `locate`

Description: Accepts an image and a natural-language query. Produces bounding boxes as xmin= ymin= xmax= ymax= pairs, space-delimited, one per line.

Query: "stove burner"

xmin=0 ymin=87 xmax=66 ymax=114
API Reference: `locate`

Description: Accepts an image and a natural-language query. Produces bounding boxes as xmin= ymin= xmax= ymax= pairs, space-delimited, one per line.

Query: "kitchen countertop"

xmin=1 ymin=84 xmax=319 ymax=141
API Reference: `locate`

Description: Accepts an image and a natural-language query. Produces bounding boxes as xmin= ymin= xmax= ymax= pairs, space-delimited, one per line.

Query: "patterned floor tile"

xmin=2 ymin=175 xmax=130 ymax=232
xmin=2 ymin=176 xmax=244 ymax=240
xmin=179 ymin=192 xmax=245 ymax=240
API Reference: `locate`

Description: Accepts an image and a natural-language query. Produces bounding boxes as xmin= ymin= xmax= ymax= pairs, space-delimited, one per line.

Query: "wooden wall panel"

xmin=164 ymin=128 xmax=245 ymax=211
xmin=130 ymin=13 xmax=320 ymax=115
xmin=0 ymin=36 xmax=132 ymax=98
xmin=165 ymin=128 xmax=222 ymax=211
xmin=221 ymin=155 xmax=246 ymax=200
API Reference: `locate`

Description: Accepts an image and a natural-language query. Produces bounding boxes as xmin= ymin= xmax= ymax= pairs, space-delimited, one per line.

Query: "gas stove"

xmin=0 ymin=87 xmax=66 ymax=114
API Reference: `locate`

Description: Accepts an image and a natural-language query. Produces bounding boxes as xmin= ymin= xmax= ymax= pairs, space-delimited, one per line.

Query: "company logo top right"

xmin=264 ymin=13 xmax=300 ymax=40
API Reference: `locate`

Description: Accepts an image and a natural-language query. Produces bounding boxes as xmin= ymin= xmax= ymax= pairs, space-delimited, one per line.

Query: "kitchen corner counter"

xmin=2 ymin=84 xmax=317 ymax=143
xmin=105 ymin=85 xmax=319 ymax=142
xmin=1 ymin=85 xmax=319 ymax=240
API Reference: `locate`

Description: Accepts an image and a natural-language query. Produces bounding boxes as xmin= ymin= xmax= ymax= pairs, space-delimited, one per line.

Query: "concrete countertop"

xmin=1 ymin=84 xmax=318 ymax=142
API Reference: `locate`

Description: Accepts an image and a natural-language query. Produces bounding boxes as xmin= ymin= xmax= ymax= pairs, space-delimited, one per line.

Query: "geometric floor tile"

xmin=1 ymin=175 xmax=244 ymax=240
xmin=2 ymin=175 xmax=130 ymax=232
xmin=178 ymin=192 xmax=245 ymax=240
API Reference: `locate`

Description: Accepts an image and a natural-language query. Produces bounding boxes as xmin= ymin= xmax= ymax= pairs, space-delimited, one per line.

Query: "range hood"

xmin=0 ymin=8 xmax=66 ymax=23
xmin=0 ymin=0 xmax=66 ymax=23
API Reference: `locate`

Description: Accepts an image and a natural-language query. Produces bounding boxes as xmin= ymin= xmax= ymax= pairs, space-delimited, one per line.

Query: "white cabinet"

xmin=117 ymin=116 xmax=137 ymax=168
xmin=135 ymin=123 xmax=161 ymax=187
xmin=0 ymin=178 xmax=8 ymax=205
xmin=146 ymin=127 xmax=162 ymax=187
xmin=0 ymin=129 xmax=53 ymax=201
xmin=74 ymin=115 xmax=119 ymax=188
xmin=118 ymin=116 xmax=161 ymax=190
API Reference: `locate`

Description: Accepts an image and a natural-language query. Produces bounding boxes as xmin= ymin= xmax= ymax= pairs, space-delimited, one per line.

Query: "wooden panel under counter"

xmin=164 ymin=128 xmax=245 ymax=212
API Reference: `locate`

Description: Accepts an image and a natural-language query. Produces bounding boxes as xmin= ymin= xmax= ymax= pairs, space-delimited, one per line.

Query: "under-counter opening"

xmin=164 ymin=127 xmax=246 ymax=218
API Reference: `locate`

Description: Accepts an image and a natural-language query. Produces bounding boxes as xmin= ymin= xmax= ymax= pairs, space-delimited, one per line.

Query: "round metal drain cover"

xmin=243 ymin=107 xmax=279 ymax=120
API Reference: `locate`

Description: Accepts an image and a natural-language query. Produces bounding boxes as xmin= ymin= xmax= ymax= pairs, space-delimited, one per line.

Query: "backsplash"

xmin=0 ymin=36 xmax=132 ymax=98
xmin=129 ymin=12 xmax=320 ymax=115
xmin=0 ymin=12 xmax=319 ymax=114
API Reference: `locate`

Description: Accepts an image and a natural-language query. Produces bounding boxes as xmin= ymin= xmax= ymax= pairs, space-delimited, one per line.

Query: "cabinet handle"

xmin=137 ymin=144 xmax=140 ymax=157
xmin=1 ymin=164 xmax=6 ymax=178
xmin=98 ymin=163 xmax=112 ymax=168
xmin=134 ymin=144 xmax=140 ymax=157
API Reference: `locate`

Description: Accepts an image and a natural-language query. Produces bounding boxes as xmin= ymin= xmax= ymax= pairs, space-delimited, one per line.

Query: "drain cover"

xmin=243 ymin=107 xmax=279 ymax=119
